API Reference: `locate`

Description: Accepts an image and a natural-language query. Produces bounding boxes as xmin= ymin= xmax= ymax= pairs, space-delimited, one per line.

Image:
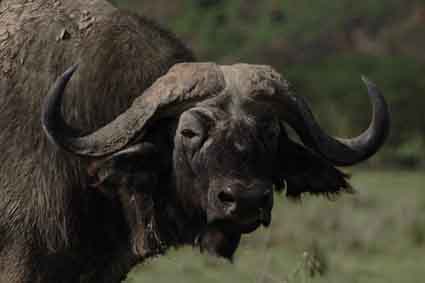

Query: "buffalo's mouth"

xmin=213 ymin=207 xmax=272 ymax=234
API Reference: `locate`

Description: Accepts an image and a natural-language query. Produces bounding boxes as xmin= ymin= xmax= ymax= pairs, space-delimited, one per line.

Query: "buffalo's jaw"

xmin=197 ymin=212 xmax=271 ymax=259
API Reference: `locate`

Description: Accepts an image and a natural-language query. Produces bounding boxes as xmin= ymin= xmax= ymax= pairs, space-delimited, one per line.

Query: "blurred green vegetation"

xmin=108 ymin=0 xmax=425 ymax=168
xmin=125 ymin=171 xmax=425 ymax=283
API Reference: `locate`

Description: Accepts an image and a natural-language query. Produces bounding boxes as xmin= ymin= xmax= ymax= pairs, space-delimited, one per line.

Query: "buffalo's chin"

xmin=199 ymin=223 xmax=241 ymax=259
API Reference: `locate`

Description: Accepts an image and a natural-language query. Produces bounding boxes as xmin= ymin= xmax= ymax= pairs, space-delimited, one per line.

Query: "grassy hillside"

xmin=124 ymin=171 xmax=425 ymax=283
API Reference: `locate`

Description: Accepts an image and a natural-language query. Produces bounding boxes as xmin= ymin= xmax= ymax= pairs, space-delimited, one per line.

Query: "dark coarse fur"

xmin=0 ymin=0 xmax=194 ymax=282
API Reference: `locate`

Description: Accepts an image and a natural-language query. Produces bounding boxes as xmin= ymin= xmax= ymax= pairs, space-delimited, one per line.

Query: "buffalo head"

xmin=41 ymin=63 xmax=389 ymax=259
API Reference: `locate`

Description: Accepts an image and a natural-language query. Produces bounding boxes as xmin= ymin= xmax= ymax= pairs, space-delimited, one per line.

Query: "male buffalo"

xmin=0 ymin=0 xmax=389 ymax=282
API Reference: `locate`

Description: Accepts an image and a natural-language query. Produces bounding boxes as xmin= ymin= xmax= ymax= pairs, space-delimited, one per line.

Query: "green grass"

xmin=124 ymin=171 xmax=425 ymax=283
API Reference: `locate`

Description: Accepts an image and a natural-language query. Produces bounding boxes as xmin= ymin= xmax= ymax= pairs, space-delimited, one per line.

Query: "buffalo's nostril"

xmin=218 ymin=190 xmax=236 ymax=204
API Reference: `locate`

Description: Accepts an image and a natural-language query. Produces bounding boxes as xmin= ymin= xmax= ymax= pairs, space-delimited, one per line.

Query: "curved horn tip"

xmin=63 ymin=64 xmax=79 ymax=80
xmin=361 ymin=75 xmax=387 ymax=105
xmin=361 ymin=75 xmax=378 ymax=90
xmin=41 ymin=64 xmax=79 ymax=149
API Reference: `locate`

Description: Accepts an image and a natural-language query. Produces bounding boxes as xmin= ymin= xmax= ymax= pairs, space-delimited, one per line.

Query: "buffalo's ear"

xmin=277 ymin=137 xmax=354 ymax=199
xmin=87 ymin=143 xmax=160 ymax=196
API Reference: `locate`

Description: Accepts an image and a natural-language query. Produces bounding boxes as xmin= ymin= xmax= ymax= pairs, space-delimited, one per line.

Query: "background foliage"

xmin=110 ymin=0 xmax=425 ymax=168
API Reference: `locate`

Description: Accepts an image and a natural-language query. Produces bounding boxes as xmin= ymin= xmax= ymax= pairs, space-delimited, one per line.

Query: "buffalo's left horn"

xmin=221 ymin=64 xmax=390 ymax=166
xmin=282 ymin=77 xmax=390 ymax=166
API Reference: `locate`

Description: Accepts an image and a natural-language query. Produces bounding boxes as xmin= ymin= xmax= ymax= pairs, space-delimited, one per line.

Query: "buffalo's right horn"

xmin=42 ymin=63 xmax=225 ymax=157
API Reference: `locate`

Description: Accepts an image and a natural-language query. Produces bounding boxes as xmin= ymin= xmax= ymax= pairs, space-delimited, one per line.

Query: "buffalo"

xmin=0 ymin=0 xmax=389 ymax=282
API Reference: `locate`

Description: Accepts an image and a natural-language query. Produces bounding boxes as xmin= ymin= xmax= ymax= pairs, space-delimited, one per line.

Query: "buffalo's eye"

xmin=181 ymin=128 xmax=199 ymax=139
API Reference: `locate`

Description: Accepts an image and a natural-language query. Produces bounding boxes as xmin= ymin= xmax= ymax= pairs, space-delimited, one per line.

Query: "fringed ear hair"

xmin=279 ymin=137 xmax=354 ymax=199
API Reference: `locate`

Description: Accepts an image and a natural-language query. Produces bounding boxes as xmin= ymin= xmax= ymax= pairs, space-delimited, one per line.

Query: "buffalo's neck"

xmin=148 ymin=180 xmax=205 ymax=253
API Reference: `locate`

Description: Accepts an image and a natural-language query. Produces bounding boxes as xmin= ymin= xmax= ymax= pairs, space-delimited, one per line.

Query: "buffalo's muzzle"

xmin=214 ymin=182 xmax=273 ymax=230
